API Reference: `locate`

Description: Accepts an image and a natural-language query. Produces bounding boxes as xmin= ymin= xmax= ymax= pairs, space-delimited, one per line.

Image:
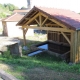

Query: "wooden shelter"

xmin=17 ymin=6 xmax=80 ymax=63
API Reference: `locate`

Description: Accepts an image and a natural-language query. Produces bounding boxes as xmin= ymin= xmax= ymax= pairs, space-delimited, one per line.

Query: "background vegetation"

xmin=0 ymin=3 xmax=19 ymax=18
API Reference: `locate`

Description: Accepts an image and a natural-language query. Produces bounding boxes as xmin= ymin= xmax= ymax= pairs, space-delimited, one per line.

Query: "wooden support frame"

xmin=45 ymin=24 xmax=60 ymax=27
xmin=34 ymin=12 xmax=48 ymax=27
xmin=40 ymin=12 xmax=68 ymax=28
xmin=70 ymin=32 xmax=74 ymax=62
xmin=23 ymin=26 xmax=74 ymax=32
xmin=61 ymin=32 xmax=71 ymax=45
xmin=35 ymin=19 xmax=40 ymax=25
xmin=22 ymin=27 xmax=28 ymax=46
xmin=74 ymin=31 xmax=78 ymax=63
xmin=24 ymin=28 xmax=28 ymax=34
xmin=22 ymin=28 xmax=26 ymax=46
xmin=42 ymin=17 xmax=48 ymax=26
xmin=24 ymin=13 xmax=40 ymax=26
xmin=39 ymin=12 xmax=42 ymax=27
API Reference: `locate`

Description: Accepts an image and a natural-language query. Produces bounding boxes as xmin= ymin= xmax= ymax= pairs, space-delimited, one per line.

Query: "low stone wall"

xmin=0 ymin=37 xmax=22 ymax=57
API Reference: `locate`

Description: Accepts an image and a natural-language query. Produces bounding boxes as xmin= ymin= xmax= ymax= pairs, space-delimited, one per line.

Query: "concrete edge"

xmin=0 ymin=70 xmax=19 ymax=80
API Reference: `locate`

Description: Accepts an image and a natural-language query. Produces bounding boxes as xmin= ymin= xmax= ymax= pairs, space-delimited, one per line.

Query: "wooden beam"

xmin=22 ymin=28 xmax=27 ymax=46
xmin=40 ymin=12 xmax=68 ymax=28
xmin=24 ymin=28 xmax=28 ymax=34
xmin=77 ymin=31 xmax=80 ymax=62
xmin=42 ymin=17 xmax=48 ymax=25
xmin=70 ymin=32 xmax=74 ymax=62
xmin=45 ymin=24 xmax=60 ymax=27
xmin=24 ymin=13 xmax=40 ymax=26
xmin=23 ymin=26 xmax=74 ymax=32
xmin=39 ymin=12 xmax=42 ymax=27
xmin=35 ymin=19 xmax=40 ymax=25
xmin=74 ymin=31 xmax=78 ymax=63
xmin=61 ymin=32 xmax=71 ymax=45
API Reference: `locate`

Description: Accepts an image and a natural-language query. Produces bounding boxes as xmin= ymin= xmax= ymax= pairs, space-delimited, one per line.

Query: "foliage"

xmin=2 ymin=50 xmax=12 ymax=59
xmin=0 ymin=12 xmax=6 ymax=18
xmin=0 ymin=3 xmax=19 ymax=18
xmin=4 ymin=3 xmax=19 ymax=11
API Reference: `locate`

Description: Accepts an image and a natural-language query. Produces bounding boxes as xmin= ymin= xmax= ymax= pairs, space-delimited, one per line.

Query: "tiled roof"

xmin=17 ymin=6 xmax=80 ymax=30
xmin=2 ymin=13 xmax=24 ymax=22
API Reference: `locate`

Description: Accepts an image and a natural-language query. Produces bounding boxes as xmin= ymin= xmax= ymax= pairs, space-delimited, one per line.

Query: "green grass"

xmin=0 ymin=34 xmax=80 ymax=80
xmin=0 ymin=52 xmax=80 ymax=80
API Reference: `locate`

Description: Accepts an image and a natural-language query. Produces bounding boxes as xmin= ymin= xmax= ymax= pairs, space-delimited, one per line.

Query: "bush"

xmin=2 ymin=50 xmax=12 ymax=59
xmin=0 ymin=12 xmax=6 ymax=18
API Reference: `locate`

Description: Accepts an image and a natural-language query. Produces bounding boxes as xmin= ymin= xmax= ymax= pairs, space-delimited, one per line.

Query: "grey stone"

xmin=0 ymin=37 xmax=22 ymax=57
xmin=0 ymin=46 xmax=8 ymax=52
xmin=9 ymin=43 xmax=22 ymax=57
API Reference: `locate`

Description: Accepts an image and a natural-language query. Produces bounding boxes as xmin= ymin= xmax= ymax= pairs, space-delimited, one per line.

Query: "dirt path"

xmin=26 ymin=67 xmax=80 ymax=80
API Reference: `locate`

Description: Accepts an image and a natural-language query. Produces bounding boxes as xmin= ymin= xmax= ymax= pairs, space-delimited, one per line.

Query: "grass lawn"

xmin=0 ymin=34 xmax=80 ymax=80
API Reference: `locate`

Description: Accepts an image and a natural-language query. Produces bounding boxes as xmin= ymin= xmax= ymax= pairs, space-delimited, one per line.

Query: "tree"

xmin=4 ymin=3 xmax=19 ymax=11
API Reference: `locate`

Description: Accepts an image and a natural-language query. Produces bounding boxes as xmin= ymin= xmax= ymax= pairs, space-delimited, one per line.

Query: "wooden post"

xmin=70 ymin=31 xmax=78 ymax=63
xmin=77 ymin=31 xmax=80 ymax=62
xmin=22 ymin=28 xmax=26 ymax=46
xmin=70 ymin=32 xmax=74 ymax=62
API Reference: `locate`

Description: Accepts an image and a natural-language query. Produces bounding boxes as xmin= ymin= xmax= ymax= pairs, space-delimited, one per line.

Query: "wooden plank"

xmin=77 ymin=31 xmax=79 ymax=62
xmin=47 ymin=31 xmax=48 ymax=40
xmin=77 ymin=31 xmax=80 ymax=62
xmin=71 ymin=31 xmax=78 ymax=63
xmin=24 ymin=26 xmax=74 ymax=32
xmin=78 ymin=31 xmax=80 ymax=62
xmin=74 ymin=31 xmax=78 ymax=63
xmin=70 ymin=32 xmax=74 ymax=62
xmin=57 ymin=32 xmax=59 ymax=42
xmin=61 ymin=32 xmax=71 ymax=45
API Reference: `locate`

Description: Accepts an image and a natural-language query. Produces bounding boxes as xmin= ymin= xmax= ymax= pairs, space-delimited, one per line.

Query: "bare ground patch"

xmin=25 ymin=67 xmax=80 ymax=80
